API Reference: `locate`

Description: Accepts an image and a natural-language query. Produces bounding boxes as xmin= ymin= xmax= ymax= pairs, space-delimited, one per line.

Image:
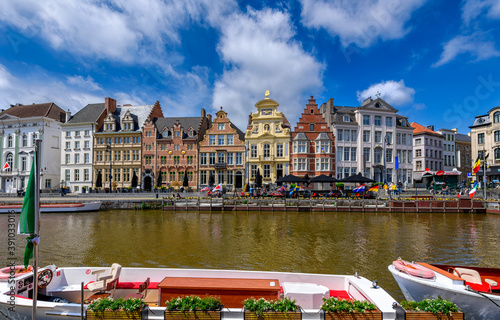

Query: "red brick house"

xmin=290 ymin=96 xmax=335 ymax=187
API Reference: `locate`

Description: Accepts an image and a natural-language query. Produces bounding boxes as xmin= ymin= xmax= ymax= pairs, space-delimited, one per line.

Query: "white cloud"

xmin=299 ymin=0 xmax=426 ymax=48
xmin=462 ymin=0 xmax=500 ymax=25
xmin=213 ymin=8 xmax=324 ymax=130
xmin=67 ymin=75 xmax=102 ymax=91
xmin=357 ymin=80 xmax=416 ymax=106
xmin=432 ymin=34 xmax=500 ymax=67
xmin=0 ymin=0 xmax=237 ymax=63
xmin=0 ymin=65 xmax=13 ymax=89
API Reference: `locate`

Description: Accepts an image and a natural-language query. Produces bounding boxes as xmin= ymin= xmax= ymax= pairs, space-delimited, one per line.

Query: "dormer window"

xmin=104 ymin=113 xmax=116 ymax=132
xmin=188 ymin=129 xmax=194 ymax=137
xmin=401 ymin=119 xmax=407 ymax=126
xmin=343 ymin=115 xmax=350 ymax=122
xmin=122 ymin=110 xmax=134 ymax=131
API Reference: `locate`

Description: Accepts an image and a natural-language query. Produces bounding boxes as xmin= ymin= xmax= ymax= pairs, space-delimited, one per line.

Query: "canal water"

xmin=2 ymin=210 xmax=500 ymax=302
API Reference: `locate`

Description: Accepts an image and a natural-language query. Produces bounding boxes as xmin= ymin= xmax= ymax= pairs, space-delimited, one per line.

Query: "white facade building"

xmin=0 ymin=103 xmax=66 ymax=193
xmin=438 ymin=128 xmax=456 ymax=172
xmin=411 ymin=123 xmax=444 ymax=183
xmin=60 ymin=100 xmax=109 ymax=193
xmin=321 ymin=97 xmax=414 ymax=184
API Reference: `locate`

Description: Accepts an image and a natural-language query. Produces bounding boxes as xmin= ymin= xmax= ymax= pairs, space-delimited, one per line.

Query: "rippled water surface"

xmin=2 ymin=210 xmax=500 ymax=301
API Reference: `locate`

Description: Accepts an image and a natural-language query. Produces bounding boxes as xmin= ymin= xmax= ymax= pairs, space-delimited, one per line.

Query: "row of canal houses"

xmin=0 ymin=92 xmax=458 ymax=193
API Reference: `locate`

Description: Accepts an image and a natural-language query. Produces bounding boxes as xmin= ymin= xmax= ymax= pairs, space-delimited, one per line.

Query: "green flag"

xmin=17 ymin=156 xmax=37 ymax=267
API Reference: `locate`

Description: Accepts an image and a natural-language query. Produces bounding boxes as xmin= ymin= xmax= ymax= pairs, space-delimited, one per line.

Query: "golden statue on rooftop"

xmin=265 ymin=90 xmax=270 ymax=99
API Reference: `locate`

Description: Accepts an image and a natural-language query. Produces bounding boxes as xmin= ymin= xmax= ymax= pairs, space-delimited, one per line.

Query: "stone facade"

xmin=454 ymin=131 xmax=471 ymax=182
xmin=411 ymin=123 xmax=444 ymax=183
xmin=321 ymin=97 xmax=413 ymax=184
xmin=199 ymin=107 xmax=246 ymax=190
xmin=94 ymin=101 xmax=163 ymax=191
xmin=245 ymin=92 xmax=291 ymax=189
xmin=470 ymin=107 xmax=500 ymax=182
xmin=290 ymin=96 xmax=335 ymax=186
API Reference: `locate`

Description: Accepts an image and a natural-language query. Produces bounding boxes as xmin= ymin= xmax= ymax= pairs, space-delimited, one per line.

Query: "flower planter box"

xmin=86 ymin=309 xmax=142 ymax=320
xmin=164 ymin=310 xmax=221 ymax=320
xmin=244 ymin=311 xmax=302 ymax=320
xmin=404 ymin=312 xmax=463 ymax=320
xmin=324 ymin=310 xmax=382 ymax=320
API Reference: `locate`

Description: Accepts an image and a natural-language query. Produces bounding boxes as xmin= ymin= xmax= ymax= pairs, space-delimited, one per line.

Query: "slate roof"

xmin=155 ymin=117 xmax=203 ymax=139
xmin=67 ymin=103 xmax=105 ymax=124
xmin=0 ymin=102 xmax=65 ymax=121
xmin=455 ymin=133 xmax=471 ymax=142
xmin=315 ymin=132 xmax=332 ymax=140
xmin=293 ymin=132 xmax=309 ymax=141
xmin=228 ymin=122 xmax=245 ymax=141
xmin=116 ymin=105 xmax=154 ymax=131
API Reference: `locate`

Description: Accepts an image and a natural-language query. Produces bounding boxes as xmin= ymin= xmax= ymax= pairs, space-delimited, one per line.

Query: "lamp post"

xmin=106 ymin=144 xmax=112 ymax=192
xmin=384 ymin=134 xmax=391 ymax=198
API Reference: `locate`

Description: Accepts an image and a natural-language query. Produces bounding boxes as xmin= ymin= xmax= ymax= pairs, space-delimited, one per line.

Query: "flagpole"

xmin=32 ymin=139 xmax=41 ymax=320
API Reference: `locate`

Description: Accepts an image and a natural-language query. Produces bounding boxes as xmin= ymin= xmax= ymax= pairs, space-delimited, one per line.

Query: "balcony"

xmin=259 ymin=155 xmax=274 ymax=161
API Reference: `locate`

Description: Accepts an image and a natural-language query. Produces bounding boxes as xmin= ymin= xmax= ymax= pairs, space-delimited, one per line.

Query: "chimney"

xmin=65 ymin=109 xmax=71 ymax=122
xmin=105 ymin=97 xmax=117 ymax=113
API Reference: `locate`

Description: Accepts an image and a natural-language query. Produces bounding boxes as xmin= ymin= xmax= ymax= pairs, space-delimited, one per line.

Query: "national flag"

xmin=212 ymin=183 xmax=222 ymax=192
xmin=277 ymin=186 xmax=286 ymax=193
xmin=469 ymin=182 xmax=478 ymax=198
xmin=289 ymin=186 xmax=298 ymax=196
xmin=2 ymin=162 xmax=10 ymax=170
xmin=473 ymin=157 xmax=481 ymax=174
xmin=200 ymin=186 xmax=210 ymax=192
xmin=353 ymin=184 xmax=365 ymax=192
xmin=368 ymin=185 xmax=379 ymax=192
xmin=395 ymin=156 xmax=399 ymax=170
xmin=18 ymin=156 xmax=38 ymax=267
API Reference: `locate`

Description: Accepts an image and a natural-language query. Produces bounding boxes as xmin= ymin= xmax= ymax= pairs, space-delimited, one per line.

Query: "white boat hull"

xmin=389 ymin=264 xmax=500 ymax=320
xmin=1 ymin=266 xmax=398 ymax=320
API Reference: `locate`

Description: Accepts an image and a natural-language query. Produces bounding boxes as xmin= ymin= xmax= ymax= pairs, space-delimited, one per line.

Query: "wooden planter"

xmin=244 ymin=311 xmax=302 ymax=320
xmin=324 ymin=310 xmax=382 ymax=320
xmin=86 ymin=309 xmax=142 ymax=320
xmin=164 ymin=310 xmax=221 ymax=320
xmin=404 ymin=312 xmax=464 ymax=320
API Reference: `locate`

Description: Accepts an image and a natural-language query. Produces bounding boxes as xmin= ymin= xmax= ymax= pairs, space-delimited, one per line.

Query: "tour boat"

xmin=0 ymin=264 xmax=398 ymax=319
xmin=0 ymin=201 xmax=101 ymax=213
xmin=389 ymin=259 xmax=500 ymax=320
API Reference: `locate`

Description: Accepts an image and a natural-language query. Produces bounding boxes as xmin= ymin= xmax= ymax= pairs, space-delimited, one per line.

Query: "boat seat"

xmin=87 ymin=263 xmax=122 ymax=298
xmin=125 ymin=277 xmax=150 ymax=300
xmin=453 ymin=267 xmax=482 ymax=285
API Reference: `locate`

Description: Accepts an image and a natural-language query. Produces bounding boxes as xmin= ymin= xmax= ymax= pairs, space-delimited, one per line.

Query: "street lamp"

xmin=383 ymin=134 xmax=391 ymax=197
xmin=106 ymin=144 xmax=112 ymax=192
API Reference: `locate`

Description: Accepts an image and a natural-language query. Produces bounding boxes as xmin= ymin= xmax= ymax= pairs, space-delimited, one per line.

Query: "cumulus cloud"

xmin=462 ymin=0 xmax=500 ymax=25
xmin=0 ymin=0 xmax=237 ymax=63
xmin=299 ymin=0 xmax=426 ymax=48
xmin=356 ymin=80 xmax=416 ymax=106
xmin=432 ymin=34 xmax=500 ymax=67
xmin=213 ymin=8 xmax=324 ymax=130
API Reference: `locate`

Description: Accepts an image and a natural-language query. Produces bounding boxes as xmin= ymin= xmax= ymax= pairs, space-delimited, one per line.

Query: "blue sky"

xmin=0 ymin=0 xmax=499 ymax=134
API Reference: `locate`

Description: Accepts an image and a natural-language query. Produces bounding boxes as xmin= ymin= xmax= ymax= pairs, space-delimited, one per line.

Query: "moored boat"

xmin=389 ymin=259 xmax=500 ymax=320
xmin=0 ymin=201 xmax=101 ymax=213
xmin=0 ymin=264 xmax=398 ymax=320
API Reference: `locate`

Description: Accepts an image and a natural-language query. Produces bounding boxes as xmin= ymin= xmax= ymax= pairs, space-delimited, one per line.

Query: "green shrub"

xmin=87 ymin=297 xmax=145 ymax=312
xmin=243 ymin=297 xmax=298 ymax=316
xmin=165 ymin=296 xmax=223 ymax=312
xmin=321 ymin=297 xmax=376 ymax=313
xmin=400 ymin=298 xmax=459 ymax=315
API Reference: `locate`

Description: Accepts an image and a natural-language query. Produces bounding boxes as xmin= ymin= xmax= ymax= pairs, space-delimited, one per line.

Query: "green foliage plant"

xmin=321 ymin=297 xmax=376 ymax=314
xmin=87 ymin=297 xmax=145 ymax=312
xmin=165 ymin=296 xmax=223 ymax=312
xmin=243 ymin=297 xmax=298 ymax=316
xmin=400 ymin=298 xmax=459 ymax=316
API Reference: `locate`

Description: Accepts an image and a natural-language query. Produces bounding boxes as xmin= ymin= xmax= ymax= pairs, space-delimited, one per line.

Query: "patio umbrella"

xmin=310 ymin=174 xmax=339 ymax=183
xmin=209 ymin=172 xmax=215 ymax=187
xmin=95 ymin=171 xmax=102 ymax=188
xmin=183 ymin=171 xmax=189 ymax=187
xmin=131 ymin=171 xmax=138 ymax=188
xmin=277 ymin=174 xmax=307 ymax=183
xmin=341 ymin=173 xmax=374 ymax=183
xmin=255 ymin=169 xmax=262 ymax=188
xmin=157 ymin=172 xmax=162 ymax=187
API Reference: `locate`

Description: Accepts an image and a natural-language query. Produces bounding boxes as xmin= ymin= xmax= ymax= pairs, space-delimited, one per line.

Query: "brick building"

xmin=199 ymin=107 xmax=246 ymax=190
xmin=290 ymin=96 xmax=335 ymax=185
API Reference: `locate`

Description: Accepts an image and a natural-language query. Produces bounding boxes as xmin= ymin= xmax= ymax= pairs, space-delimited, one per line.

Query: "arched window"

xmin=494 ymin=112 xmax=500 ymax=123
xmin=6 ymin=153 xmax=13 ymax=171
xmin=495 ymin=148 xmax=500 ymax=160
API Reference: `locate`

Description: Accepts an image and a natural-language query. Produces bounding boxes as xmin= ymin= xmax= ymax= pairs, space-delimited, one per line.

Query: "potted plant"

xmin=398 ymin=298 xmax=463 ymax=319
xmin=86 ymin=297 xmax=146 ymax=319
xmin=335 ymin=183 xmax=344 ymax=191
xmin=164 ymin=295 xmax=223 ymax=320
xmin=244 ymin=297 xmax=301 ymax=320
xmin=321 ymin=297 xmax=381 ymax=320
